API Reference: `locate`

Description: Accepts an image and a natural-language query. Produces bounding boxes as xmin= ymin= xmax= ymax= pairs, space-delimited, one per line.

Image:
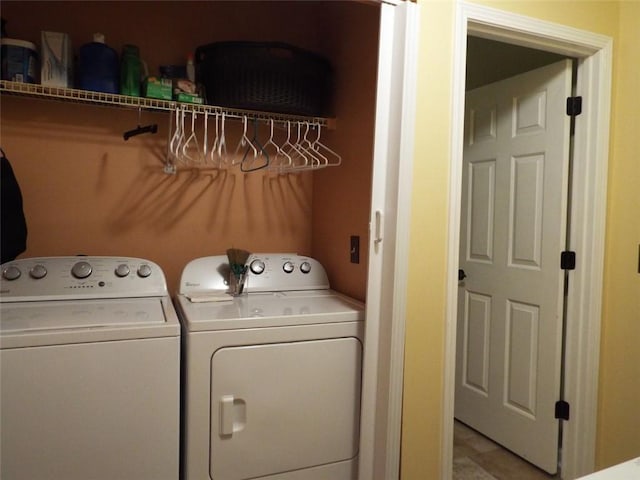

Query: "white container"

xmin=1 ymin=38 xmax=38 ymax=83
xmin=40 ymin=31 xmax=73 ymax=87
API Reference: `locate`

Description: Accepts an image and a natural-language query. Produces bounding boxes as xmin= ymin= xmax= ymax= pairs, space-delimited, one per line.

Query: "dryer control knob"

xmin=283 ymin=261 xmax=295 ymax=274
xmin=300 ymin=261 xmax=311 ymax=274
xmin=250 ymin=259 xmax=265 ymax=275
xmin=137 ymin=264 xmax=152 ymax=278
xmin=115 ymin=264 xmax=130 ymax=278
xmin=30 ymin=264 xmax=48 ymax=279
xmin=71 ymin=261 xmax=92 ymax=279
xmin=2 ymin=265 xmax=21 ymax=281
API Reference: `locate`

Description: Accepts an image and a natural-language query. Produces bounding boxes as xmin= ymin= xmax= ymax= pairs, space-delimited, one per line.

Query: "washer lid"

xmin=0 ymin=297 xmax=179 ymax=348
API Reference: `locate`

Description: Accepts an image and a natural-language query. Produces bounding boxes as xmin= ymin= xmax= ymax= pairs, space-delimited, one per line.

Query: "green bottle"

xmin=120 ymin=44 xmax=141 ymax=97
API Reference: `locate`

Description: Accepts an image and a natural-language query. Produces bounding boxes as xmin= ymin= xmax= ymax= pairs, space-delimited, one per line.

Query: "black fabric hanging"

xmin=1 ymin=149 xmax=28 ymax=263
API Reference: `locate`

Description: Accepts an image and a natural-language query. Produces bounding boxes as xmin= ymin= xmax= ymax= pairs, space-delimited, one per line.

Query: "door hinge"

xmin=566 ymin=96 xmax=583 ymax=116
xmin=561 ymin=251 xmax=576 ymax=270
xmin=555 ymin=400 xmax=570 ymax=420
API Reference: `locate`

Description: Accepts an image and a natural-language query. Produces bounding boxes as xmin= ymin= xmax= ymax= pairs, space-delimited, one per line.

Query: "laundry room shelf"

xmin=0 ymin=80 xmax=332 ymax=127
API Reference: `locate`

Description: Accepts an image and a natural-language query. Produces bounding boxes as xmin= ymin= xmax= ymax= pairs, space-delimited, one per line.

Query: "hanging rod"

xmin=0 ymin=80 xmax=332 ymax=127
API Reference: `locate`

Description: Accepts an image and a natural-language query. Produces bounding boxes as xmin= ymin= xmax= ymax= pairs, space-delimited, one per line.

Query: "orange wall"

xmin=1 ymin=1 xmax=377 ymax=297
xmin=311 ymin=2 xmax=378 ymax=300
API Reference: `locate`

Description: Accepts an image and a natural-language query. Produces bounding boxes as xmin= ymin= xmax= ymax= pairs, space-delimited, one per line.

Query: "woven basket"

xmin=195 ymin=41 xmax=332 ymax=116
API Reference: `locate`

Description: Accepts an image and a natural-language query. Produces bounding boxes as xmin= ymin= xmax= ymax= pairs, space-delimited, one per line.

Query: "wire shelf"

xmin=0 ymin=80 xmax=331 ymax=126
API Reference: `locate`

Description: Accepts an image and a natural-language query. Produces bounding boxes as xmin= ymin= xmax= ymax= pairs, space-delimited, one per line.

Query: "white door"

xmin=359 ymin=2 xmax=419 ymax=480
xmin=455 ymin=60 xmax=573 ymax=474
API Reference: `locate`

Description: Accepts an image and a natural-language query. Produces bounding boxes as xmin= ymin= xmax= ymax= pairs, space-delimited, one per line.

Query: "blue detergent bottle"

xmin=77 ymin=33 xmax=119 ymax=93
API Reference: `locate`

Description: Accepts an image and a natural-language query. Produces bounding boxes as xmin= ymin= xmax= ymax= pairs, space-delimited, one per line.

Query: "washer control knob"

xmin=115 ymin=264 xmax=130 ymax=278
xmin=300 ymin=261 xmax=312 ymax=274
xmin=29 ymin=264 xmax=48 ymax=279
xmin=250 ymin=259 xmax=266 ymax=275
xmin=71 ymin=261 xmax=92 ymax=279
xmin=137 ymin=264 xmax=152 ymax=278
xmin=2 ymin=266 xmax=21 ymax=281
xmin=283 ymin=261 xmax=295 ymax=274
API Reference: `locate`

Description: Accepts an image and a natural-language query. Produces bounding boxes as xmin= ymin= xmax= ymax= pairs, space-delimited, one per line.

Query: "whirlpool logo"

xmin=185 ymin=282 xmax=201 ymax=288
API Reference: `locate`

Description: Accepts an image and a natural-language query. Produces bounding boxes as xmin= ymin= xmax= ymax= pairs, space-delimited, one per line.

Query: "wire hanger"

xmin=123 ymin=107 xmax=158 ymax=141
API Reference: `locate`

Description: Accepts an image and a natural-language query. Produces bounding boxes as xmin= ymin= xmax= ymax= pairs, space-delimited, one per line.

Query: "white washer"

xmin=176 ymin=254 xmax=365 ymax=480
xmin=0 ymin=256 xmax=180 ymax=480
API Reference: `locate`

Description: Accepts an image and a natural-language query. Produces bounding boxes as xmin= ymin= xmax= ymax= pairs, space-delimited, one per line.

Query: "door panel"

xmin=505 ymin=300 xmax=539 ymax=417
xmin=468 ymin=159 xmax=496 ymax=262
xmin=461 ymin=291 xmax=491 ymax=395
xmin=456 ymin=60 xmax=573 ymax=474
xmin=509 ymin=154 xmax=544 ymax=267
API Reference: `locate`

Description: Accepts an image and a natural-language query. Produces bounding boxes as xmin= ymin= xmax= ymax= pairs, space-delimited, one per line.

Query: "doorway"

xmin=442 ymin=4 xmax=613 ymax=480
xmin=453 ymin=419 xmax=560 ymax=479
xmin=454 ymin=37 xmax=571 ymax=478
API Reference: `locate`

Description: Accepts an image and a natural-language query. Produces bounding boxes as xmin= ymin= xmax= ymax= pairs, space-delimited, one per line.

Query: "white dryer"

xmin=0 ymin=256 xmax=180 ymax=480
xmin=175 ymin=254 xmax=365 ymax=480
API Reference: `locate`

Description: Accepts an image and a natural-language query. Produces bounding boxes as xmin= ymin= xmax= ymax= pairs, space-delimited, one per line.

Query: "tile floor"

xmin=453 ymin=420 xmax=561 ymax=480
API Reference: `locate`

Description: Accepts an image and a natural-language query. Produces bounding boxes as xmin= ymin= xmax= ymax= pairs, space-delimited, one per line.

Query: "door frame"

xmin=442 ymin=3 xmax=612 ymax=479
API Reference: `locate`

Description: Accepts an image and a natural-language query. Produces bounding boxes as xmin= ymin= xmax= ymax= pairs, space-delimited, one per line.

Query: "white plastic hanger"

xmin=266 ymin=119 xmax=293 ymax=172
xmin=168 ymin=107 xmax=184 ymax=163
xmin=181 ymin=109 xmax=202 ymax=164
xmin=232 ymin=116 xmax=255 ymax=166
xmin=217 ymin=112 xmax=228 ymax=167
xmin=310 ymin=122 xmax=341 ymax=167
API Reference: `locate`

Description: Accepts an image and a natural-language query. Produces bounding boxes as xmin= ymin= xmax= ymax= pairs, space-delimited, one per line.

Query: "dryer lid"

xmin=176 ymin=290 xmax=364 ymax=332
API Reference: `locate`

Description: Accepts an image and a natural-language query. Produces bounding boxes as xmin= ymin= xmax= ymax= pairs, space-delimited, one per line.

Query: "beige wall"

xmin=402 ymin=1 xmax=454 ymax=478
xmin=402 ymin=0 xmax=639 ymax=478
xmin=597 ymin=0 xmax=640 ymax=467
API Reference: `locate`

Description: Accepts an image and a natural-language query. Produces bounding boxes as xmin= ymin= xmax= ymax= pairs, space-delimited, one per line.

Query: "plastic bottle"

xmin=1 ymin=38 xmax=38 ymax=83
xmin=186 ymin=53 xmax=195 ymax=83
xmin=120 ymin=44 xmax=141 ymax=97
xmin=77 ymin=33 xmax=119 ymax=94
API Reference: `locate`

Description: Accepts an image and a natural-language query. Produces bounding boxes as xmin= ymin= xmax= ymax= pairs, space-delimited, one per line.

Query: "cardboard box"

xmin=145 ymin=77 xmax=172 ymax=100
xmin=40 ymin=31 xmax=73 ymax=88
xmin=176 ymin=92 xmax=203 ymax=104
